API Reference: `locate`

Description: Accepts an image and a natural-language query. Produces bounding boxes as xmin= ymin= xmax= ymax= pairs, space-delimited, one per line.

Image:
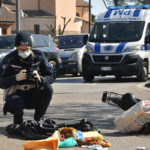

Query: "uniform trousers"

xmin=5 ymin=85 xmax=53 ymax=124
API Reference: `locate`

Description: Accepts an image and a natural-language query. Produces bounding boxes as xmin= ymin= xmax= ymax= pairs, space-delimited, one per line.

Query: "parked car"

xmin=55 ymin=34 xmax=88 ymax=76
xmin=0 ymin=34 xmax=61 ymax=80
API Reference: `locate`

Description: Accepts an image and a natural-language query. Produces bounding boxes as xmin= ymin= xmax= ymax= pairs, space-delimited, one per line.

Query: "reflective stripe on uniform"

xmin=7 ymin=84 xmax=36 ymax=95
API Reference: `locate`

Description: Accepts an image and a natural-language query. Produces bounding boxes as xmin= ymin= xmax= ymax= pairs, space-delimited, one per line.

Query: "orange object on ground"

xmin=23 ymin=131 xmax=59 ymax=150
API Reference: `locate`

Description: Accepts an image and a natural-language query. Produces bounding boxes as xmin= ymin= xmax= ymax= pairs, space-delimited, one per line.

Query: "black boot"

xmin=34 ymin=114 xmax=43 ymax=122
xmin=13 ymin=113 xmax=23 ymax=124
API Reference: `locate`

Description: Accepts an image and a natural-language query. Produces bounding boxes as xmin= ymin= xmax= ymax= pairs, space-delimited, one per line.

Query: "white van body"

xmin=56 ymin=34 xmax=88 ymax=76
xmin=82 ymin=5 xmax=150 ymax=82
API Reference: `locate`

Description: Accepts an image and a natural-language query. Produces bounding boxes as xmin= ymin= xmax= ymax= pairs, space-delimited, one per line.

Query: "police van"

xmin=82 ymin=5 xmax=150 ymax=82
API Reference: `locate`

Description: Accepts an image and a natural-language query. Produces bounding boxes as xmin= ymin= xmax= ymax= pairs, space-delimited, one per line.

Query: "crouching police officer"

xmin=0 ymin=30 xmax=54 ymax=124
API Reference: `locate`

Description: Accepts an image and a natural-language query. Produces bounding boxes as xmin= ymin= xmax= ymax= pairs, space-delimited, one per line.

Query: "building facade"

xmin=1 ymin=0 xmax=91 ymax=36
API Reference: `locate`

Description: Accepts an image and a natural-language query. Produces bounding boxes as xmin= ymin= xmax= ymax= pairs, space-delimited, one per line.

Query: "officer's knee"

xmin=43 ymin=85 xmax=53 ymax=98
xmin=6 ymin=95 xmax=24 ymax=115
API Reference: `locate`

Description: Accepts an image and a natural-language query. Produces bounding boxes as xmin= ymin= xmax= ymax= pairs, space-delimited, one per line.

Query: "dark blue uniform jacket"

xmin=0 ymin=49 xmax=54 ymax=90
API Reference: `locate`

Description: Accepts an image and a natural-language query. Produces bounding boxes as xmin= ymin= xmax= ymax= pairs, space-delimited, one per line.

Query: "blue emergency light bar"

xmin=108 ymin=4 xmax=149 ymax=10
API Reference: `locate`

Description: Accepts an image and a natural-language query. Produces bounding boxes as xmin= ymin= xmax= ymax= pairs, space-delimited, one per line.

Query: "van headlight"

xmin=123 ymin=46 xmax=141 ymax=52
xmin=85 ymin=46 xmax=94 ymax=53
xmin=69 ymin=52 xmax=79 ymax=61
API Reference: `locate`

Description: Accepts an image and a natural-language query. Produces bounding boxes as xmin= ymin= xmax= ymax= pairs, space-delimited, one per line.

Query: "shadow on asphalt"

xmin=55 ymin=75 xmax=148 ymax=84
xmin=104 ymin=130 xmax=150 ymax=137
xmin=0 ymin=126 xmax=6 ymax=135
xmin=1 ymin=103 xmax=148 ymax=138
xmin=45 ymin=103 xmax=123 ymax=131
xmin=0 ymin=103 xmax=120 ymax=137
xmin=46 ymin=103 xmax=150 ymax=137
xmin=5 ymin=133 xmax=26 ymax=140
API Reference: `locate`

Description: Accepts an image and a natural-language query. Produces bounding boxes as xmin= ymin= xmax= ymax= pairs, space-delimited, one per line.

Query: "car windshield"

xmin=0 ymin=36 xmax=15 ymax=49
xmin=89 ymin=21 xmax=145 ymax=43
xmin=57 ymin=35 xmax=87 ymax=49
xmin=32 ymin=35 xmax=48 ymax=48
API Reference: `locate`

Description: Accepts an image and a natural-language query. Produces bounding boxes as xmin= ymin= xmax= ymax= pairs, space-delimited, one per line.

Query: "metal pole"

xmin=89 ymin=0 xmax=91 ymax=33
xmin=16 ymin=0 xmax=21 ymax=32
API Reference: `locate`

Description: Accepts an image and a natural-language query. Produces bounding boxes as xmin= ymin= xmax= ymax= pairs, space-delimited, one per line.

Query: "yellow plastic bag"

xmin=78 ymin=131 xmax=111 ymax=147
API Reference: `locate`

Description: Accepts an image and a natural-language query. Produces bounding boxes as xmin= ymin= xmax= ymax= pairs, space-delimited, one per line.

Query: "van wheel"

xmin=82 ymin=56 xmax=94 ymax=82
xmin=83 ymin=72 xmax=94 ymax=82
xmin=137 ymin=61 xmax=148 ymax=82
xmin=115 ymin=75 xmax=122 ymax=81
xmin=72 ymin=72 xmax=78 ymax=76
xmin=48 ymin=60 xmax=57 ymax=80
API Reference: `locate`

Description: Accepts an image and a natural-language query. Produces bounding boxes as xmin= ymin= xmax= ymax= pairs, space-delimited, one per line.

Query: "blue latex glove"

xmin=76 ymin=130 xmax=84 ymax=140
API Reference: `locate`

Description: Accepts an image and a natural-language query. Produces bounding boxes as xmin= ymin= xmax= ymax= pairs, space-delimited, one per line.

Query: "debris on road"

xmin=81 ymin=144 xmax=108 ymax=150
xmin=102 ymin=91 xmax=150 ymax=133
xmin=23 ymin=127 xmax=111 ymax=150
xmin=136 ymin=147 xmax=150 ymax=150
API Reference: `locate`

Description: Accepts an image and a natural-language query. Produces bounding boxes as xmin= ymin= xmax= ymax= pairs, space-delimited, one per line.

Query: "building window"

xmin=34 ymin=24 xmax=40 ymax=34
xmin=76 ymin=13 xmax=80 ymax=17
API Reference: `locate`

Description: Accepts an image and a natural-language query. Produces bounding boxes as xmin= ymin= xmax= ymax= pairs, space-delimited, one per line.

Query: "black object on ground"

xmin=6 ymin=118 xmax=99 ymax=140
xmin=102 ymin=91 xmax=141 ymax=111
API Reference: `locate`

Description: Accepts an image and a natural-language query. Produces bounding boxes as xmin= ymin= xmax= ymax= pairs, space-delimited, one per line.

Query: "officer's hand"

xmin=33 ymin=70 xmax=41 ymax=82
xmin=16 ymin=69 xmax=27 ymax=81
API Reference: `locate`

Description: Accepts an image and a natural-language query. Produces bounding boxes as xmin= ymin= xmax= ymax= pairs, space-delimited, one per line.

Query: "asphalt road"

xmin=1 ymin=75 xmax=150 ymax=150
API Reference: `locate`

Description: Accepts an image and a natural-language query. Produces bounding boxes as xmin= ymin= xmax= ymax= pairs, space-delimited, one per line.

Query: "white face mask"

xmin=18 ymin=51 xmax=31 ymax=59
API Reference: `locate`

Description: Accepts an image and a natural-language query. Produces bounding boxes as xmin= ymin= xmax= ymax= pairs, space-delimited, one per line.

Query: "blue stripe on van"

xmin=145 ymin=44 xmax=150 ymax=50
xmin=140 ymin=44 xmax=144 ymax=51
xmin=133 ymin=10 xmax=141 ymax=17
xmin=94 ymin=43 xmax=100 ymax=53
xmin=104 ymin=10 xmax=112 ymax=18
xmin=116 ymin=43 xmax=126 ymax=53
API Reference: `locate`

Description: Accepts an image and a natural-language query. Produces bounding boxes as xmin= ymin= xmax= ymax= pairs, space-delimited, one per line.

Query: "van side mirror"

xmin=83 ymin=35 xmax=88 ymax=45
xmin=145 ymin=35 xmax=150 ymax=44
xmin=54 ymin=38 xmax=58 ymax=47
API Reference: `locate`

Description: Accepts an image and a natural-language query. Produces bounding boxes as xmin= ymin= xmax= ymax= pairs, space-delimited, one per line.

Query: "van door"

xmin=145 ymin=23 xmax=150 ymax=72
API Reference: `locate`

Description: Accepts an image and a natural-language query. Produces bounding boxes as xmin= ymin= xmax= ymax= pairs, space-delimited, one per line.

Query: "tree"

xmin=45 ymin=24 xmax=56 ymax=38
xmin=58 ymin=16 xmax=71 ymax=35
xmin=46 ymin=16 xmax=71 ymax=37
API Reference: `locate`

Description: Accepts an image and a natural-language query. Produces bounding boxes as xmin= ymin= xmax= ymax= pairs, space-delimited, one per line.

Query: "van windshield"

xmin=0 ymin=36 xmax=15 ymax=49
xmin=57 ymin=35 xmax=88 ymax=49
xmin=89 ymin=21 xmax=145 ymax=43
